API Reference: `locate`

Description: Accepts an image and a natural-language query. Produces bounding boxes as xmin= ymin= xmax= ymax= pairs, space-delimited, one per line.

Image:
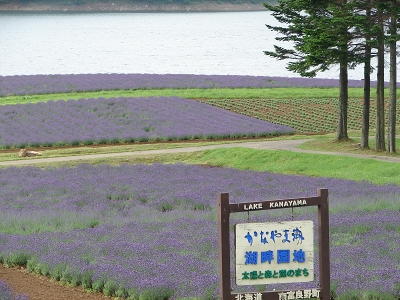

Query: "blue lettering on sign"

xmin=244 ymin=232 xmax=253 ymax=245
xmin=261 ymin=250 xmax=274 ymax=264
xmin=244 ymin=228 xmax=306 ymax=245
xmin=292 ymin=227 xmax=305 ymax=244
xmin=245 ymin=251 xmax=258 ymax=265
xmin=244 ymin=249 xmax=307 ymax=265
xmin=277 ymin=249 xmax=290 ymax=264
xmin=282 ymin=230 xmax=290 ymax=243
xmin=293 ymin=249 xmax=306 ymax=263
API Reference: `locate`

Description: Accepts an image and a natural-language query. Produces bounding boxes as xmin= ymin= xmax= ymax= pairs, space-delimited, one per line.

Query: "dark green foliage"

xmin=264 ymin=0 xmax=370 ymax=77
xmin=115 ymin=286 xmax=129 ymax=298
xmin=92 ymin=277 xmax=105 ymax=293
xmin=80 ymin=270 xmax=93 ymax=289
xmin=103 ymin=280 xmax=118 ymax=297
xmin=263 ymin=0 xmax=400 ymax=142
xmin=2 ymin=252 xmax=30 ymax=267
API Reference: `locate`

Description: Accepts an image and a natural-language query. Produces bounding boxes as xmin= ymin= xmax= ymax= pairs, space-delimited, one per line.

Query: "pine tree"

xmin=264 ymin=0 xmax=366 ymax=141
xmin=387 ymin=0 xmax=398 ymax=153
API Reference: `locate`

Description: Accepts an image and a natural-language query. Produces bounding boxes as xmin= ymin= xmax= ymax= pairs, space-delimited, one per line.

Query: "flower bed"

xmin=0 ymin=280 xmax=29 ymax=300
xmin=0 ymin=73 xmax=377 ymax=97
xmin=0 ymin=164 xmax=399 ymax=299
xmin=0 ymin=96 xmax=294 ymax=148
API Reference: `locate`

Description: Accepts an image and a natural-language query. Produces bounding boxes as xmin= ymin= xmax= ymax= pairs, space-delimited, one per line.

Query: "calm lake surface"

xmin=0 ymin=11 xmax=388 ymax=80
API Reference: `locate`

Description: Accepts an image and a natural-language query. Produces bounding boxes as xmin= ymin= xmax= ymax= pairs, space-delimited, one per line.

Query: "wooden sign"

xmin=218 ymin=189 xmax=330 ymax=300
xmin=235 ymin=221 xmax=314 ymax=285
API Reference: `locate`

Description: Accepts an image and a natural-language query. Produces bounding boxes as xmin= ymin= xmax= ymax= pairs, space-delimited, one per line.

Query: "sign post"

xmin=218 ymin=188 xmax=330 ymax=300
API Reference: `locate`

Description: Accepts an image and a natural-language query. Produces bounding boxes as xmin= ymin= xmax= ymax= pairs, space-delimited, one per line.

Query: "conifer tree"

xmin=264 ymin=0 xmax=365 ymax=141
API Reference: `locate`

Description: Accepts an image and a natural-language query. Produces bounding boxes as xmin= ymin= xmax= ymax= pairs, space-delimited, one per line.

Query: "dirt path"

xmin=0 ymin=139 xmax=308 ymax=166
xmin=0 ymin=265 xmax=112 ymax=300
xmin=2 ymin=139 xmax=400 ymax=167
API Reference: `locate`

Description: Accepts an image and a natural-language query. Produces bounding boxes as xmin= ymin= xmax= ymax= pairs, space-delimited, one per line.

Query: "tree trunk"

xmin=337 ymin=61 xmax=349 ymax=140
xmin=375 ymin=17 xmax=385 ymax=151
xmin=387 ymin=0 xmax=396 ymax=153
xmin=361 ymin=5 xmax=371 ymax=149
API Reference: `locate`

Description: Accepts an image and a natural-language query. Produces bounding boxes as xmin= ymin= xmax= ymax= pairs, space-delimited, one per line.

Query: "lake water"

xmin=0 ymin=11 xmax=389 ymax=80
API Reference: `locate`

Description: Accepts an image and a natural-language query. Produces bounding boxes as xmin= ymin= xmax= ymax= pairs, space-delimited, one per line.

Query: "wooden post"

xmin=318 ymin=188 xmax=330 ymax=300
xmin=218 ymin=193 xmax=231 ymax=300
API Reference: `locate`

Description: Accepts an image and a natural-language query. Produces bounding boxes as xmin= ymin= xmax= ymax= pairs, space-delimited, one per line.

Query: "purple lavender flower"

xmin=0 ymin=164 xmax=399 ymax=298
xmin=0 ymin=97 xmax=294 ymax=148
xmin=0 ymin=280 xmax=29 ymax=300
xmin=0 ymin=73 xmax=391 ymax=97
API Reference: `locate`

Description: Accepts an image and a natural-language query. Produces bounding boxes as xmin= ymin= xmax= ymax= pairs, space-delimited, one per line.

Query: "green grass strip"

xmin=0 ymin=87 xmax=395 ymax=105
xmin=194 ymin=147 xmax=400 ymax=186
xmin=15 ymin=147 xmax=400 ymax=186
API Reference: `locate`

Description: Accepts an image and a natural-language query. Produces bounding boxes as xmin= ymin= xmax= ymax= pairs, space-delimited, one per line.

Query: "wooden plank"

xmin=229 ymin=196 xmax=322 ymax=213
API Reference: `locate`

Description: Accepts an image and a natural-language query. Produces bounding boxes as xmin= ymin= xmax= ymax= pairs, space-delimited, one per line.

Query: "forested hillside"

xmin=0 ymin=0 xmax=275 ymax=4
xmin=0 ymin=0 xmax=275 ymax=11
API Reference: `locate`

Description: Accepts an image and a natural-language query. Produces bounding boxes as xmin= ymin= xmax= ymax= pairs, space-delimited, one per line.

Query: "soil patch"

xmin=0 ymin=264 xmax=111 ymax=300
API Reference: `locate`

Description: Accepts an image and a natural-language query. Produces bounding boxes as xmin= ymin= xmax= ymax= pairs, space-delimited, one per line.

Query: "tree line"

xmin=264 ymin=0 xmax=399 ymax=153
xmin=0 ymin=0 xmax=268 ymax=5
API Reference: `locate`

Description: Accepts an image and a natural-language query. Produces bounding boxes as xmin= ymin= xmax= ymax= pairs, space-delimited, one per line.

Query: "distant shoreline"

xmin=0 ymin=1 xmax=266 ymax=12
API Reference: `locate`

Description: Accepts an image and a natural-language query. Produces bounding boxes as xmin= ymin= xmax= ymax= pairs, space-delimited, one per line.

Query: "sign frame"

xmin=218 ymin=188 xmax=330 ymax=300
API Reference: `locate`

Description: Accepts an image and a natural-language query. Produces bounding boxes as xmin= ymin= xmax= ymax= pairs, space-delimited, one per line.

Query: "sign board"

xmin=218 ymin=189 xmax=330 ymax=300
xmin=234 ymin=289 xmax=321 ymax=300
xmin=235 ymin=221 xmax=314 ymax=285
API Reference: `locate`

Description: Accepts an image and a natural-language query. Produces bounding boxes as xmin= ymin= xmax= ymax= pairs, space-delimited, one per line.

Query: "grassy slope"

xmin=9 ymin=147 xmax=399 ymax=186
xmin=1 ymin=87 xmax=396 ymax=105
xmin=3 ymin=88 xmax=400 ymax=137
xmin=1 ymin=87 xmax=400 ymax=300
xmin=1 ymin=87 xmax=399 ymax=187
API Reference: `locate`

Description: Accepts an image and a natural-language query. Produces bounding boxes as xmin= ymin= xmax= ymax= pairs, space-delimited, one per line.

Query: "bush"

xmin=48 ymin=263 xmax=67 ymax=281
xmin=115 ymin=286 xmax=129 ymax=298
xmin=103 ymin=280 xmax=118 ymax=297
xmin=80 ymin=271 xmax=93 ymax=290
xmin=92 ymin=277 xmax=105 ymax=293
xmin=3 ymin=252 xmax=30 ymax=267
xmin=138 ymin=287 xmax=174 ymax=300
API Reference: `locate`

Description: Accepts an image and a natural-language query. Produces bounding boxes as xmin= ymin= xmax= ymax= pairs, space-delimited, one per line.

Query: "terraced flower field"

xmin=0 ymin=74 xmax=375 ymax=97
xmin=0 ymin=96 xmax=293 ymax=148
xmin=0 ymin=74 xmax=399 ymax=300
xmin=0 ymin=164 xmax=399 ymax=299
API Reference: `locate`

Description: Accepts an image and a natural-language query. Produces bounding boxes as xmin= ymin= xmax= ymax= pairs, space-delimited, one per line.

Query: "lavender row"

xmin=0 ymin=280 xmax=29 ymax=300
xmin=0 ymin=97 xmax=294 ymax=148
xmin=0 ymin=73 xmax=384 ymax=97
xmin=0 ymin=164 xmax=399 ymax=298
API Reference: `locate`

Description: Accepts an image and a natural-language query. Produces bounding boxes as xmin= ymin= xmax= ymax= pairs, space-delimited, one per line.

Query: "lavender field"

xmin=0 ymin=96 xmax=293 ymax=148
xmin=0 ymin=74 xmax=382 ymax=97
xmin=0 ymin=164 xmax=399 ymax=299
xmin=0 ymin=280 xmax=28 ymax=300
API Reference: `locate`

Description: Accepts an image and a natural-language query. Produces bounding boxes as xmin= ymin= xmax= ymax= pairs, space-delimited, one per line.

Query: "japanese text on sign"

xmin=235 ymin=221 xmax=314 ymax=285
xmin=233 ymin=289 xmax=321 ymax=300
